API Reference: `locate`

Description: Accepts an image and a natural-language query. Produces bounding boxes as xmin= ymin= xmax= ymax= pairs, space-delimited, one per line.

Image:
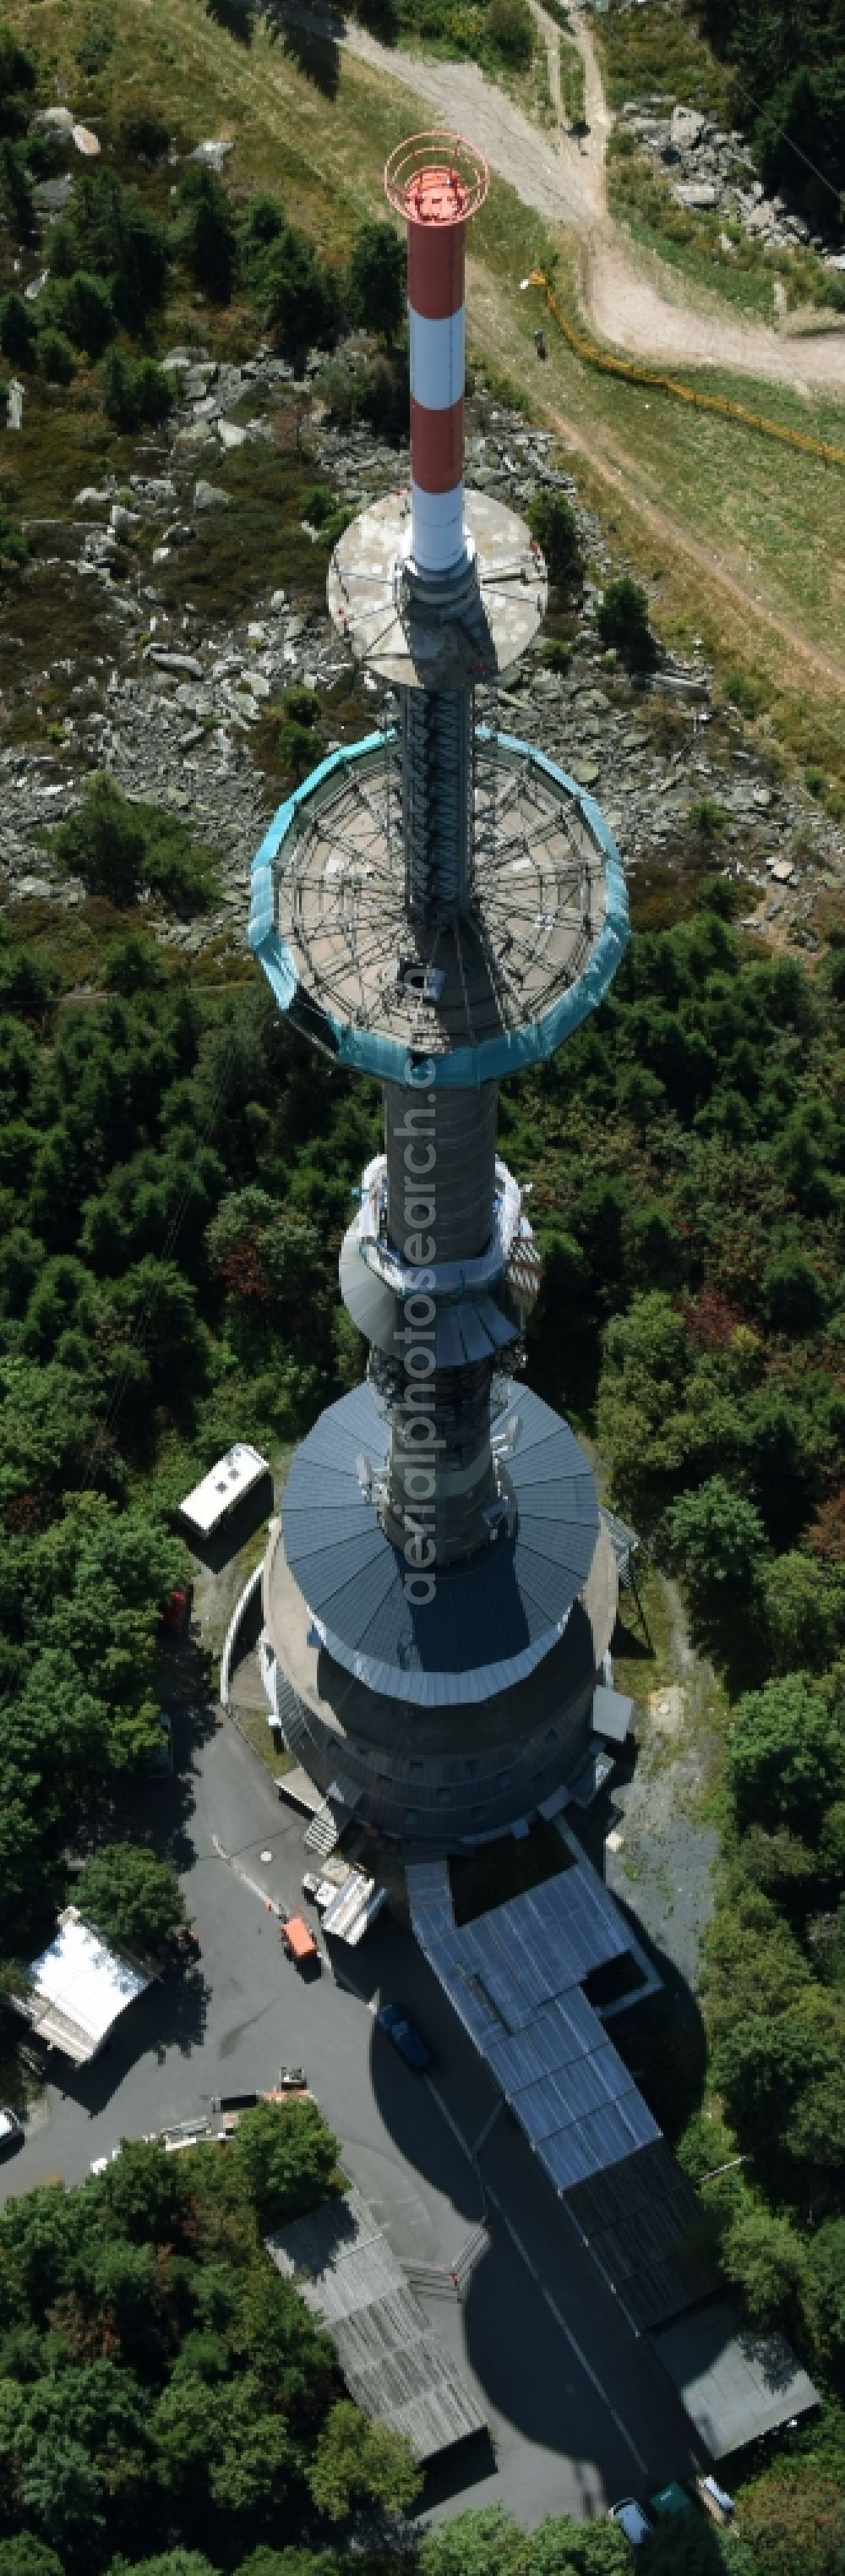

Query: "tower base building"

xmin=250 ymin=135 xmax=629 ymax=1853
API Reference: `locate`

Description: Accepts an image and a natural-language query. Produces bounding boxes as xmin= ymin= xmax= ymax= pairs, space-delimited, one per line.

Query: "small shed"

xmin=179 ymin=1443 xmax=270 ymax=1539
xmin=591 ymin=1683 xmax=634 ymax=1744
xmin=5 ymin=1906 xmax=150 ymax=2065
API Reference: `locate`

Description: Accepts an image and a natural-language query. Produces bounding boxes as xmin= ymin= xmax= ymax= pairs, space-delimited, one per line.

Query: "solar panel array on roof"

xmin=266 ymin=2187 xmax=486 ymax=2461
xmin=564 ymin=2141 xmax=719 ymax=2330
xmin=411 ymin=1862 xmax=660 ymax=2194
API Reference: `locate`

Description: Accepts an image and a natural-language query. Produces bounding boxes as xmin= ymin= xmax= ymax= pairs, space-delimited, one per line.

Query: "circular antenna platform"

xmin=384 ymin=131 xmax=489 ymax=225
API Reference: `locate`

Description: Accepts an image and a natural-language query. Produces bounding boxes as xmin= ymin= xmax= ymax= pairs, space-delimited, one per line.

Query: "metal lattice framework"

xmin=276 ymin=729 xmax=603 ymax=1053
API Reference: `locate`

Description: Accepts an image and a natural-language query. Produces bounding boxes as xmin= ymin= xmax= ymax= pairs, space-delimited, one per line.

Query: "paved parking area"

xmin=3 ymin=1703 xmax=697 ymax=2529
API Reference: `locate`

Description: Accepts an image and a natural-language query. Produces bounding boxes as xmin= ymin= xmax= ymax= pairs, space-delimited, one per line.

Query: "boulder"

xmin=34 ymin=106 xmax=76 ymax=134
xmin=672 ymin=182 xmax=720 ymax=210
xmin=671 ymin=107 xmax=705 ymax=150
xmin=110 ymin=503 xmax=139 ymax=537
xmin=145 ymin=649 xmax=205 ymax=678
xmin=194 ymin=479 xmax=231 ymax=511
xmin=188 ymin=138 xmax=234 ymax=172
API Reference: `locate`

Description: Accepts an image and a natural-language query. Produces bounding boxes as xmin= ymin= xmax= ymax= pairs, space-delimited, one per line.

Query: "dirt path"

xmin=475 ymin=293 xmax=845 ymax=689
xmin=602 ymin=1575 xmax=721 ymax=1997
xmin=345 ymin=8 xmax=845 ymax=396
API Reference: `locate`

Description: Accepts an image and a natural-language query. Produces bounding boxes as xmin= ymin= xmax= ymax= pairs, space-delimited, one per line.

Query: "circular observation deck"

xmin=328 ymin=491 xmax=546 ymax=690
xmin=249 ymin=729 xmax=629 ymax=1088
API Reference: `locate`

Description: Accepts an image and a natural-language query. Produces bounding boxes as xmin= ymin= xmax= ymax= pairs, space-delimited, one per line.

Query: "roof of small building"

xmin=8 ymin=1906 xmax=150 ymax=2065
xmin=651 ymin=2300 xmax=819 ymax=2459
xmin=179 ymin=1443 xmax=270 ymax=1535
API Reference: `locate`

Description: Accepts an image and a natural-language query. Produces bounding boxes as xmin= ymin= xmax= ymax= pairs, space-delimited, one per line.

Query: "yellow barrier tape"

xmin=528 ymin=272 xmax=845 ymax=469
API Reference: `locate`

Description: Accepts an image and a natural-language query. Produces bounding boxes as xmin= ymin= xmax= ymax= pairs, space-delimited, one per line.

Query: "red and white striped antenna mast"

xmin=384 ymin=133 xmax=488 ymax=576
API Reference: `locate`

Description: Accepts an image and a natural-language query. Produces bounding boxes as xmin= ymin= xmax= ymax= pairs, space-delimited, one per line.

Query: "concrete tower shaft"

xmin=249 ymin=128 xmax=630 ymax=1846
xmin=384 ymin=135 xmax=490 ymax=932
xmin=384 ymin=1080 xmax=498 ymax=1266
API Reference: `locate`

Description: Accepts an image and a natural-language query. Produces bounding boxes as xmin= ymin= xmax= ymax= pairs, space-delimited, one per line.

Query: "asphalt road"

xmin=3 ymin=1702 xmax=697 ymax=2530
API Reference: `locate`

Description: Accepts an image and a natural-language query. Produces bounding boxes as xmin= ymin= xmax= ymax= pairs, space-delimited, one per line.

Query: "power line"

xmin=726 ymin=68 xmax=843 ymax=211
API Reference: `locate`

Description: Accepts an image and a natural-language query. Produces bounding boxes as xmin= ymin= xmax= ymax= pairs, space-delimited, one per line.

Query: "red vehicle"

xmin=281 ymin=1914 xmax=319 ymax=1969
xmin=160 ymin=1585 xmax=192 ymax=1639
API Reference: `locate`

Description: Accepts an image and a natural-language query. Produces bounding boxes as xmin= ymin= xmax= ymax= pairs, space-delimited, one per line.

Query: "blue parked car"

xmin=377 ymin=2002 xmax=433 ymax=2071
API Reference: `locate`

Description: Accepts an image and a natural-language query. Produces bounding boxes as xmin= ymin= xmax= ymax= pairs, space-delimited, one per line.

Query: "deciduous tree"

xmin=308 ymin=2398 xmax=421 ymax=2519
xmin=727 ymin=1675 xmax=844 ymax=1836
xmin=230 ymin=2099 xmax=339 ymax=2231
xmin=74 ymin=1845 xmax=185 ymax=1960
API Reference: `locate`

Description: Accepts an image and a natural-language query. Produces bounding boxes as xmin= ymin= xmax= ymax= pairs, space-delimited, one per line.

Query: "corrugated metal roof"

xmin=651 ymin=2301 xmax=818 ymax=2459
xmin=281 ymin=1382 xmax=601 ymax=1709
xmin=563 ymin=2141 xmax=720 ymax=2330
xmin=412 ymin=1863 xmax=659 ymax=2195
xmin=266 ymin=2186 xmax=486 ymax=2460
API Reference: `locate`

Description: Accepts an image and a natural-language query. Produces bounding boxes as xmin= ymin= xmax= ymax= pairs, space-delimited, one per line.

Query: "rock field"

xmin=619 ymin=96 xmax=845 ymax=269
xmin=1 ymin=347 xmax=842 ymax=960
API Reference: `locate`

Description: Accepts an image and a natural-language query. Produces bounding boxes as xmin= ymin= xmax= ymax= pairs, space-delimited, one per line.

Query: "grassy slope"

xmin=7 ymin=0 xmax=845 ymax=796
xmin=472 ymin=233 xmax=844 ymax=776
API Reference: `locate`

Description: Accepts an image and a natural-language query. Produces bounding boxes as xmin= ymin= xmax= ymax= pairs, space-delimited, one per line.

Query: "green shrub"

xmin=0 ymin=25 xmax=36 ymax=140
xmin=238 ymin=191 xmax=287 ymax=283
xmin=52 ymin=169 xmax=168 ymax=333
xmin=0 ymin=137 xmax=35 ymax=240
xmin=74 ymin=8 xmax=113 ymax=74
xmin=528 ymin=489 xmax=582 ymax=586
xmin=299 ymin=485 xmax=336 ymax=529
xmin=722 ymin=663 xmax=765 ymax=716
xmin=0 ymin=289 xmax=35 ymax=365
xmin=260 ymin=225 xmax=340 ymax=370
xmin=688 ymin=796 xmax=728 ymax=841
xmin=318 ymin=347 xmax=408 ymax=438
xmin=596 ymin=574 xmax=657 ymax=670
xmin=346 ymin=217 xmax=405 ymax=340
xmin=134 ymin=355 xmax=173 ymax=426
xmin=52 ymin=268 xmax=115 ymax=358
xmin=488 ymin=0 xmax=533 ymax=66
xmin=283 ymin=686 xmax=320 ymax=726
xmin=36 ymin=326 xmax=76 ymax=385
xmin=173 ymin=162 xmax=237 ymax=303
xmin=118 ymin=101 xmax=172 ymax=161
xmin=52 ymin=775 xmax=217 ymax=914
xmin=277 ymin=720 xmax=320 ymax=785
xmin=541 ymin=638 xmax=571 ymax=673
xmin=0 ymin=506 xmax=29 ymax=574
xmin=99 ymin=347 xmax=172 ymax=429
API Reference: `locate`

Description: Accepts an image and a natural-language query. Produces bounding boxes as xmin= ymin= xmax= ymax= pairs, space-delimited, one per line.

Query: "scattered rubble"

xmin=1 ymin=356 xmax=841 ymax=963
xmin=619 ymin=96 xmax=838 ymax=264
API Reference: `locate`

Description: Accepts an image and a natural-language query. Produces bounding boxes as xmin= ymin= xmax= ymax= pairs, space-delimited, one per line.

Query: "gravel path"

xmin=602 ymin=1580 xmax=720 ymax=1995
xmin=344 ymin=5 xmax=845 ymax=395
